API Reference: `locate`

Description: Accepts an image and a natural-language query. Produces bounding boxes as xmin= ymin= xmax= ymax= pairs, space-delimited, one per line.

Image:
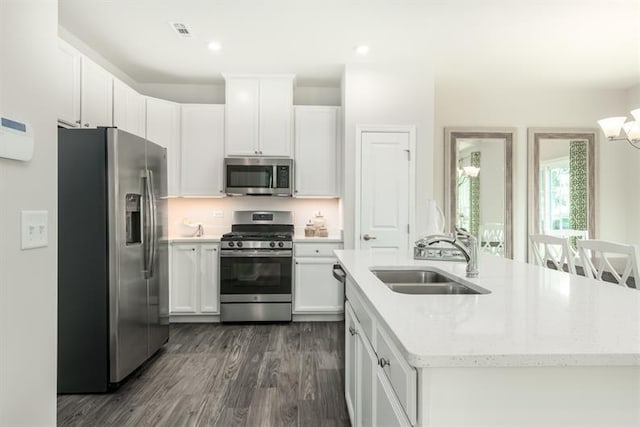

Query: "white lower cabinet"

xmin=170 ymin=243 xmax=220 ymax=319
xmin=293 ymin=242 xmax=344 ymax=314
xmin=345 ymin=281 xmax=415 ymax=427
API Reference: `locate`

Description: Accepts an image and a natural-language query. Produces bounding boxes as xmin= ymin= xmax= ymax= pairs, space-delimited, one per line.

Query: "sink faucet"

xmin=416 ymin=230 xmax=479 ymax=278
xmin=194 ymin=224 xmax=204 ymax=237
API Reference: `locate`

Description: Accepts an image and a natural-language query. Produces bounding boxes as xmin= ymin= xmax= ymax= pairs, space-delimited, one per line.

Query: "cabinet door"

xmin=375 ymin=369 xmax=412 ymax=427
xmin=293 ymin=257 xmax=344 ymax=313
xmin=180 ymin=104 xmax=225 ymax=196
xmin=294 ymin=107 xmax=339 ymax=196
xmin=225 ymin=78 xmax=259 ymax=156
xmin=200 ymin=244 xmax=220 ymax=313
xmin=170 ymin=245 xmax=199 ymax=313
xmin=345 ymin=303 xmax=358 ymax=426
xmin=356 ymin=331 xmax=377 ymax=427
xmin=113 ymin=79 xmax=146 ymax=138
xmin=80 ymin=58 xmax=113 ymax=128
xmin=146 ymin=97 xmax=181 ymax=196
xmin=57 ymin=40 xmax=81 ymax=127
xmin=258 ymin=77 xmax=292 ymax=156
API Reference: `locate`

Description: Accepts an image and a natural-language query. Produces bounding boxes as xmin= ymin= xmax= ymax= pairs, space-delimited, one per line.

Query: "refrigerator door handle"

xmin=147 ymin=169 xmax=158 ymax=279
xmin=142 ymin=171 xmax=153 ymax=279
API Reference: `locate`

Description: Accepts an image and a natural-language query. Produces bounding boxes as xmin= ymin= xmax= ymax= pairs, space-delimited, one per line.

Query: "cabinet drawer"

xmin=376 ymin=326 xmax=417 ymax=425
xmin=294 ymin=242 xmax=343 ymax=257
xmin=345 ymin=281 xmax=375 ymax=346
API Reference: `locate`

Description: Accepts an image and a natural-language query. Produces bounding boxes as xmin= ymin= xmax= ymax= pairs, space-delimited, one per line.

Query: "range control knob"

xmin=269 ymin=242 xmax=276 ymax=248
xmin=278 ymin=242 xmax=284 ymax=248
xmin=228 ymin=241 xmax=235 ymax=247
xmin=236 ymin=241 xmax=243 ymax=248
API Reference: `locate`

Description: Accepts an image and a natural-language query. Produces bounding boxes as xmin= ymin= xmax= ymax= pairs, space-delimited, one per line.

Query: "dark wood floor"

xmin=57 ymin=322 xmax=349 ymax=427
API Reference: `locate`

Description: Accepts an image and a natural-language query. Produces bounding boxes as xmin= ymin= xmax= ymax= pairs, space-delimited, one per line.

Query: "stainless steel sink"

xmin=370 ymin=269 xmax=490 ymax=295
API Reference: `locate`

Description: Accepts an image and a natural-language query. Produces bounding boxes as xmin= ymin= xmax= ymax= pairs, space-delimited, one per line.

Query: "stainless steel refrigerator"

xmin=57 ymin=127 xmax=169 ymax=393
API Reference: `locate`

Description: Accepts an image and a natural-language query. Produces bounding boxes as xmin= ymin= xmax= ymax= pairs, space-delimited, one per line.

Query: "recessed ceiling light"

xmin=208 ymin=41 xmax=222 ymax=52
xmin=355 ymin=45 xmax=370 ymax=55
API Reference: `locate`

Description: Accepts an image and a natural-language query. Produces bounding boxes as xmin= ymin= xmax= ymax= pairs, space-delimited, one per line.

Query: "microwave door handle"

xmin=270 ymin=165 xmax=275 ymax=189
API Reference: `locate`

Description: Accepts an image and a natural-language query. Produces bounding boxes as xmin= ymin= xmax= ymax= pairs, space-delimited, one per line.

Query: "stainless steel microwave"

xmin=224 ymin=158 xmax=293 ymax=196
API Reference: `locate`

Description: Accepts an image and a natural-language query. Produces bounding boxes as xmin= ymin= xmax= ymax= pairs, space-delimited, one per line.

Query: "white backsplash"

xmin=169 ymin=197 xmax=342 ymax=237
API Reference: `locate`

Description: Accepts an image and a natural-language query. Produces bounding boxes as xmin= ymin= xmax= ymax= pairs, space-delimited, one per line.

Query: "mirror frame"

xmin=444 ymin=127 xmax=515 ymax=259
xmin=527 ymin=128 xmax=598 ymax=258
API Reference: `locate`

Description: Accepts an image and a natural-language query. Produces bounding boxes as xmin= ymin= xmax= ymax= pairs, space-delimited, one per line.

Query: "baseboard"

xmin=170 ymin=314 xmax=221 ymax=323
xmin=293 ymin=313 xmax=344 ymax=322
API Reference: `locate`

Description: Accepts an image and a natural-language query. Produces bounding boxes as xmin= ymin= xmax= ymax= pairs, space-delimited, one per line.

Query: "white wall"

xmin=342 ymin=63 xmax=435 ymax=249
xmin=435 ymin=81 xmax=633 ymax=260
xmin=0 ymin=0 xmax=58 ymax=425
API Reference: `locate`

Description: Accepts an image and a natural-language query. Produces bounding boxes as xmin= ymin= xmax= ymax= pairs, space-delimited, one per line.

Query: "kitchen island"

xmin=335 ymin=249 xmax=640 ymax=427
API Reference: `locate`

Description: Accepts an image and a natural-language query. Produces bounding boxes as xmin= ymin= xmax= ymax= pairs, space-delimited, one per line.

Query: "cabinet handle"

xmin=348 ymin=326 xmax=357 ymax=336
xmin=259 ymin=151 xmax=263 ymax=154
xmin=84 ymin=123 xmax=90 ymax=128
xmin=191 ymin=248 xmax=196 ymax=251
xmin=75 ymin=120 xmax=81 ymax=124
xmin=378 ymin=357 xmax=390 ymax=368
xmin=315 ymin=250 xmax=319 ymax=253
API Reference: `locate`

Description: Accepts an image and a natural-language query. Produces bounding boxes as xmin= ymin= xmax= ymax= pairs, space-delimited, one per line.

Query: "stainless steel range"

xmin=220 ymin=211 xmax=294 ymax=322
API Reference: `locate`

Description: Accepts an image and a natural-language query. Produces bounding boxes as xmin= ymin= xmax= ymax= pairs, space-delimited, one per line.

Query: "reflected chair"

xmin=480 ymin=223 xmax=505 ymax=256
xmin=529 ymin=234 xmax=576 ymax=274
xmin=577 ymin=240 xmax=640 ymax=288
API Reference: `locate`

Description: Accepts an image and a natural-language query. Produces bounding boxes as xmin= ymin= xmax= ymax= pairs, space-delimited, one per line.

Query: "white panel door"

xmin=146 ymin=97 xmax=181 ymax=196
xmin=293 ymin=257 xmax=343 ymax=313
xmin=259 ymin=77 xmax=292 ymax=157
xmin=80 ymin=58 xmax=113 ymax=128
xmin=113 ymin=79 xmax=145 ymax=138
xmin=375 ymin=369 xmax=412 ymax=427
xmin=199 ymin=244 xmax=220 ymax=313
xmin=345 ymin=303 xmax=358 ymax=426
xmin=225 ymin=78 xmax=259 ymax=156
xmin=360 ymin=131 xmax=410 ymax=252
xmin=294 ymin=106 xmax=339 ymax=197
xmin=356 ymin=330 xmax=377 ymax=427
xmin=57 ymin=40 xmax=81 ymax=127
xmin=180 ymin=104 xmax=225 ymax=196
xmin=170 ymin=245 xmax=198 ymax=313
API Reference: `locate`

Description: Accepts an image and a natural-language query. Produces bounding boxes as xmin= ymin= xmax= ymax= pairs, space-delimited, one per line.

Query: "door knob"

xmin=363 ymin=234 xmax=377 ymax=241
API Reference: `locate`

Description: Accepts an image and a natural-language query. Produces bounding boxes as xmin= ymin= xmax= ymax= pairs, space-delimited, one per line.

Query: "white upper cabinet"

xmin=57 ymin=40 xmax=81 ymax=127
xmin=113 ymin=79 xmax=146 ymax=138
xmin=180 ymin=104 xmax=225 ymax=197
xmin=80 ymin=58 xmax=113 ymax=128
xmin=294 ymin=106 xmax=340 ymax=197
xmin=258 ymin=77 xmax=293 ymax=156
xmin=224 ymin=74 xmax=293 ymax=157
xmin=225 ymin=78 xmax=260 ymax=156
xmin=146 ymin=97 xmax=181 ymax=196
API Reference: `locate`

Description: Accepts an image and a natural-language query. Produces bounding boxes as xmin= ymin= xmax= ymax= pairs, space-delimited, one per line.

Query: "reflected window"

xmin=540 ymin=157 xmax=570 ymax=233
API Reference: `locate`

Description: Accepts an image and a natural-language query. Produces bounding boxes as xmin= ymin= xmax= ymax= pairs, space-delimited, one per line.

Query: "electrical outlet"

xmin=21 ymin=210 xmax=48 ymax=250
xmin=212 ymin=210 xmax=224 ymax=218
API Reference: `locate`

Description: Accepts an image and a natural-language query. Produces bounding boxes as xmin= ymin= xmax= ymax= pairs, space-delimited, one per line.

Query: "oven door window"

xmin=221 ymin=256 xmax=292 ymax=295
xmin=226 ymin=165 xmax=273 ymax=189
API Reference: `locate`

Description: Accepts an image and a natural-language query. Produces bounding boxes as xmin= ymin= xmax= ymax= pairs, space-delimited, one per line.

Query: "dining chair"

xmin=529 ymin=234 xmax=576 ymax=274
xmin=577 ymin=240 xmax=640 ymax=288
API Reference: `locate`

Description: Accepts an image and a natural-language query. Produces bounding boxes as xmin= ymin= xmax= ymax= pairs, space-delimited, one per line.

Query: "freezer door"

xmin=107 ymin=129 xmax=149 ymax=383
xmin=146 ymin=140 xmax=170 ymax=355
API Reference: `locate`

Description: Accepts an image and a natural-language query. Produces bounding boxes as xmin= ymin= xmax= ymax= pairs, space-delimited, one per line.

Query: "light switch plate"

xmin=212 ymin=210 xmax=224 ymax=218
xmin=21 ymin=210 xmax=48 ymax=250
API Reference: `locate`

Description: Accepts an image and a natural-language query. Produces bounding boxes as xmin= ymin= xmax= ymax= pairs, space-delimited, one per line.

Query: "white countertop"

xmin=335 ymin=249 xmax=640 ymax=368
xmin=293 ymin=234 xmax=343 ymax=243
xmin=169 ymin=236 xmax=221 ymax=243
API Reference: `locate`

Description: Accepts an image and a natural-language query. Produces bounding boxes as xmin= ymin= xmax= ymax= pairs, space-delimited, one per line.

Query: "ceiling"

xmin=59 ymin=0 xmax=640 ymax=89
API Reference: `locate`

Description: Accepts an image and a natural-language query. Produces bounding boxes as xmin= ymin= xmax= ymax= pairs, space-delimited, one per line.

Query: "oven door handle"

xmin=220 ymin=250 xmax=293 ymax=258
xmin=332 ymin=264 xmax=346 ymax=283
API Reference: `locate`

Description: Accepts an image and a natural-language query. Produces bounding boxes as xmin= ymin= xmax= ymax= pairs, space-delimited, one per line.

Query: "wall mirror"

xmin=527 ymin=129 xmax=597 ymax=255
xmin=444 ymin=128 xmax=515 ymax=259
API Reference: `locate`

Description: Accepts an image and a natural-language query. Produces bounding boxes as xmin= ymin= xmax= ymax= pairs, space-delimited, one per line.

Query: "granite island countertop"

xmin=334 ymin=249 xmax=640 ymax=368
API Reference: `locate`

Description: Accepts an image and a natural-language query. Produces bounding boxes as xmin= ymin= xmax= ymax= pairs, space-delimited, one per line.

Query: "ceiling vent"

xmin=168 ymin=22 xmax=194 ymax=39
